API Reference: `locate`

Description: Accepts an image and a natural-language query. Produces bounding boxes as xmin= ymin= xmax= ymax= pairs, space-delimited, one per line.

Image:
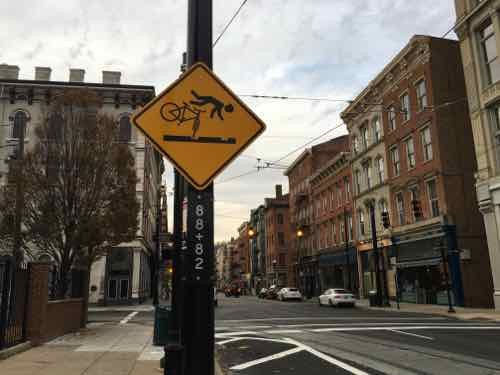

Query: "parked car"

xmin=318 ymin=288 xmax=356 ymax=307
xmin=258 ymin=288 xmax=268 ymax=298
xmin=277 ymin=287 xmax=302 ymax=301
xmin=266 ymin=285 xmax=282 ymax=299
xmin=225 ymin=285 xmax=241 ymax=297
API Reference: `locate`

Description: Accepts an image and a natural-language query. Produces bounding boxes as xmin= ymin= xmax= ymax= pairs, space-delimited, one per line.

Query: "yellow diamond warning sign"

xmin=131 ymin=63 xmax=266 ymax=190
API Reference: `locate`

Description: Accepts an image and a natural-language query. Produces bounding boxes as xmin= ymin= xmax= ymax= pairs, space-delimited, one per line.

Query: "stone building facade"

xmin=249 ymin=204 xmax=266 ymax=292
xmin=454 ymin=0 xmax=500 ymax=308
xmin=0 ymin=65 xmax=164 ymax=305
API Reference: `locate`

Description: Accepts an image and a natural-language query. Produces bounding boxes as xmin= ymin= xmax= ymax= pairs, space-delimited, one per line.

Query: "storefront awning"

xmin=396 ymin=257 xmax=441 ymax=269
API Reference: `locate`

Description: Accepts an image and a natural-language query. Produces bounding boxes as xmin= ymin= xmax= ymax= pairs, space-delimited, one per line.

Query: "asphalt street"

xmin=88 ymin=295 xmax=500 ymax=374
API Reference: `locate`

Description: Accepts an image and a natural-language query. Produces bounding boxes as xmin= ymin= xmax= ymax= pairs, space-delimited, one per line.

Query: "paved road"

xmin=88 ymin=296 xmax=500 ymax=374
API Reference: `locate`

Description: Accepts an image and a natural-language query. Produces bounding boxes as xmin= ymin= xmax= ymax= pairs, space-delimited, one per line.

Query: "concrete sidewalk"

xmin=355 ymin=298 xmax=500 ymax=321
xmin=1 ymin=322 xmax=223 ymax=374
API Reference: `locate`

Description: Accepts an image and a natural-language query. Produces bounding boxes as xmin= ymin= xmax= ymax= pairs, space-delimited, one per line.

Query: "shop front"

xmin=393 ymin=225 xmax=465 ymax=307
xmin=297 ymin=256 xmax=319 ymax=298
xmin=318 ymin=247 xmax=358 ymax=295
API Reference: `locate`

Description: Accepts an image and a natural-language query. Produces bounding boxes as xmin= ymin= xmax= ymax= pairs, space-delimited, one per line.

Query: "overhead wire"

xmin=213 ymin=0 xmax=249 ymax=48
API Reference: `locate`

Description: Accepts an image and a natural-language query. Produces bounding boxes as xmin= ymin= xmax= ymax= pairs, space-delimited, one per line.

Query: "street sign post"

xmin=131 ymin=63 xmax=266 ymax=190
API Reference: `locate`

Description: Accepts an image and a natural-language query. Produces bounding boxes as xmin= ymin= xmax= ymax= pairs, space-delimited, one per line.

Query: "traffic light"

xmin=381 ymin=211 xmax=390 ymax=229
xmin=411 ymin=200 xmax=423 ymax=220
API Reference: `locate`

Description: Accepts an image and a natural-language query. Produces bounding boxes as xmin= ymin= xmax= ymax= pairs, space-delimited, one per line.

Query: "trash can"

xmin=153 ymin=305 xmax=171 ymax=346
xmin=368 ymin=290 xmax=378 ymax=307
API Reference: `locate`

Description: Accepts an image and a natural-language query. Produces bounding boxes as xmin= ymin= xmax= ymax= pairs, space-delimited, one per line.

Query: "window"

xmin=332 ymin=221 xmax=336 ymax=244
xmin=344 ymin=177 xmax=350 ymax=202
xmin=409 ymin=186 xmax=420 ymax=222
xmin=361 ymin=126 xmax=369 ymax=149
xmin=388 ymin=106 xmax=396 ymax=132
xmin=396 ymin=193 xmax=405 ymax=225
xmin=373 ymin=117 xmax=382 ymax=142
xmin=390 ymin=146 xmax=400 ymax=176
xmin=480 ymin=21 xmax=500 ymax=84
xmin=415 ymin=80 xmax=428 ymax=111
xmin=376 ymin=157 xmax=384 ymax=183
xmin=353 ymin=136 xmax=359 ymax=154
xmin=379 ymin=200 xmax=388 ymax=215
xmin=347 ymin=214 xmax=353 ymax=241
xmin=363 ymin=163 xmax=372 ymax=189
xmin=358 ymin=210 xmax=365 ymax=236
xmin=278 ymin=232 xmax=285 ymax=246
xmin=421 ymin=127 xmax=433 ymax=161
xmin=427 ymin=179 xmax=440 ymax=217
xmin=277 ymin=213 xmax=283 ymax=225
xmin=406 ymin=138 xmax=416 ymax=169
xmin=336 ymin=184 xmax=342 ymax=207
xmin=340 ymin=220 xmax=345 ymax=242
xmin=355 ymin=170 xmax=361 ymax=194
xmin=118 ymin=115 xmax=132 ymax=142
xmin=401 ymin=93 xmax=410 ymax=122
xmin=11 ymin=111 xmax=28 ymax=139
xmin=330 ymin=190 xmax=334 ymax=209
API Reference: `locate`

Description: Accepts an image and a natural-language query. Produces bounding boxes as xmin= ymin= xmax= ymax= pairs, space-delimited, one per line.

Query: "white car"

xmin=277 ymin=287 xmax=302 ymax=301
xmin=318 ymin=288 xmax=356 ymax=307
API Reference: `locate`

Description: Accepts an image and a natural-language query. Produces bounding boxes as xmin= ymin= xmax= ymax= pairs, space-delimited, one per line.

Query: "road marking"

xmin=273 ymin=322 xmax=468 ymax=328
xmin=388 ymin=329 xmax=435 ymax=340
xmin=229 ymin=347 xmax=304 ymax=370
xmin=217 ymin=337 xmax=244 ymax=345
xmin=263 ymin=329 xmax=304 ymax=334
xmin=120 ymin=311 xmax=138 ymax=324
xmin=311 ymin=325 xmax=500 ymax=332
xmin=239 ymin=325 xmax=274 ymax=329
xmin=215 ymin=331 xmax=258 ymax=337
xmin=284 ymin=338 xmax=370 ymax=375
xmin=217 ymin=316 xmax=447 ymax=323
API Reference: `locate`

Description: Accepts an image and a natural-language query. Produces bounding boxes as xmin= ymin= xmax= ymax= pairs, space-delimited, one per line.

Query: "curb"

xmin=0 ymin=341 xmax=33 ymax=361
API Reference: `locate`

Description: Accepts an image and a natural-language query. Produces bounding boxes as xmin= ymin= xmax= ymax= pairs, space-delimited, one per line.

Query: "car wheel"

xmin=328 ymin=299 xmax=334 ymax=307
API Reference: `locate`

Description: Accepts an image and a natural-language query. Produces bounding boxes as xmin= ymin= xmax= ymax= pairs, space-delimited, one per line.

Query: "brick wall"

xmin=43 ymin=299 xmax=84 ymax=342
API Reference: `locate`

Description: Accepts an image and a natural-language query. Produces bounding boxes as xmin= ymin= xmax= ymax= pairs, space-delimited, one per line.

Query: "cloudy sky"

xmin=0 ymin=0 xmax=457 ymax=241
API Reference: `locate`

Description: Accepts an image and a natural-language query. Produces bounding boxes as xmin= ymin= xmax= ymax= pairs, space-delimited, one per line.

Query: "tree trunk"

xmin=80 ymin=264 xmax=91 ymax=329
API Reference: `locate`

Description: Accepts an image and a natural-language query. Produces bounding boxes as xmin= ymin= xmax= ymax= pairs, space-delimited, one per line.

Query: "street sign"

xmin=131 ymin=62 xmax=266 ymax=189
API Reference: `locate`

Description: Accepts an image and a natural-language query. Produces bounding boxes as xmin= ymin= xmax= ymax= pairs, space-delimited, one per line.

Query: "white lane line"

xmin=274 ymin=322 xmax=470 ymax=328
xmin=119 ymin=311 xmax=138 ymax=325
xmin=217 ymin=337 xmax=244 ymax=345
xmin=388 ymin=329 xmax=435 ymax=340
xmin=284 ymin=338 xmax=370 ymax=375
xmin=311 ymin=325 xmax=500 ymax=332
xmin=263 ymin=329 xmax=304 ymax=334
xmin=229 ymin=347 xmax=304 ymax=371
xmin=215 ymin=331 xmax=258 ymax=338
xmin=218 ymin=317 xmax=447 ymax=323
xmin=239 ymin=325 xmax=274 ymax=329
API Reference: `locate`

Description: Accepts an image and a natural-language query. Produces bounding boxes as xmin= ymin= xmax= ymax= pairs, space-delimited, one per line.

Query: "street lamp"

xmin=272 ymin=259 xmax=277 ymax=285
xmin=296 ymin=228 xmax=304 ymax=237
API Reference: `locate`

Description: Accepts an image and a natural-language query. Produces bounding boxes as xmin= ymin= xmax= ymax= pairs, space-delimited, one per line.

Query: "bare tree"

xmin=0 ymin=90 xmax=139 ymax=316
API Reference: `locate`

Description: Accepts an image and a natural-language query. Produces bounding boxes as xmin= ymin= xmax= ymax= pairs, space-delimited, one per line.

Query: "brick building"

xmin=236 ymin=221 xmax=251 ymax=290
xmin=264 ymin=185 xmax=291 ymax=286
xmin=249 ymin=205 xmax=266 ymax=292
xmin=377 ymin=36 xmax=491 ymax=307
xmin=285 ymin=136 xmax=350 ymax=297
xmin=310 ymin=149 xmax=358 ymax=295
xmin=454 ymin=0 xmax=500 ymax=308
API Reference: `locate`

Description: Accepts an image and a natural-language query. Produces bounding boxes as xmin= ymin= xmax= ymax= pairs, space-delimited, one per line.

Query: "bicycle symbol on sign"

xmin=160 ymin=90 xmax=235 ymax=144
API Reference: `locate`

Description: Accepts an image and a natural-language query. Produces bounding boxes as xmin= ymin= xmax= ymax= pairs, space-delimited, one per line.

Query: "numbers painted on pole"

xmin=194 ymin=202 xmax=205 ymax=271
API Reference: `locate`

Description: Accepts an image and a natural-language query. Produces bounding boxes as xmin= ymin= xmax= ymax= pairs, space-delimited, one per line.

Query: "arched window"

xmin=118 ymin=115 xmax=131 ymax=142
xmin=12 ymin=111 xmax=28 ymax=139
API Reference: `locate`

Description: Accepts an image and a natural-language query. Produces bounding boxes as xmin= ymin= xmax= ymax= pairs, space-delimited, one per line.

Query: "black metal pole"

xmin=343 ymin=207 xmax=351 ymax=291
xmin=392 ymin=237 xmax=400 ymax=310
xmin=183 ymin=2 xmax=215 ymax=375
xmin=439 ymin=240 xmax=455 ymax=313
xmin=369 ymin=203 xmax=383 ymax=307
xmin=153 ymin=189 xmax=161 ymax=306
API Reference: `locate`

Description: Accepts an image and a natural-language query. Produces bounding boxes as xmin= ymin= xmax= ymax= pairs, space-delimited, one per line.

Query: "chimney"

xmin=69 ymin=68 xmax=85 ymax=82
xmin=35 ymin=67 xmax=51 ymax=81
xmin=0 ymin=64 xmax=20 ymax=80
xmin=102 ymin=71 xmax=121 ymax=85
xmin=275 ymin=184 xmax=283 ymax=198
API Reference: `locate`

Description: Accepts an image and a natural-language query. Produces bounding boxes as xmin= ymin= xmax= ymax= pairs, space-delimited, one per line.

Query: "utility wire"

xmin=240 ymin=94 xmax=354 ymax=103
xmin=213 ymin=0 xmax=249 ymax=48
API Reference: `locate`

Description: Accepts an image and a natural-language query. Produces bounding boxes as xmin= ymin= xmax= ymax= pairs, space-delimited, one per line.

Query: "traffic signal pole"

xmin=369 ymin=203 xmax=383 ymax=307
xmin=183 ymin=2 xmax=215 ymax=375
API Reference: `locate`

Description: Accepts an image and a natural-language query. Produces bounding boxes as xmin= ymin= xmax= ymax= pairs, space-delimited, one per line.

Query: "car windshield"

xmin=288 ymin=288 xmax=299 ymax=292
